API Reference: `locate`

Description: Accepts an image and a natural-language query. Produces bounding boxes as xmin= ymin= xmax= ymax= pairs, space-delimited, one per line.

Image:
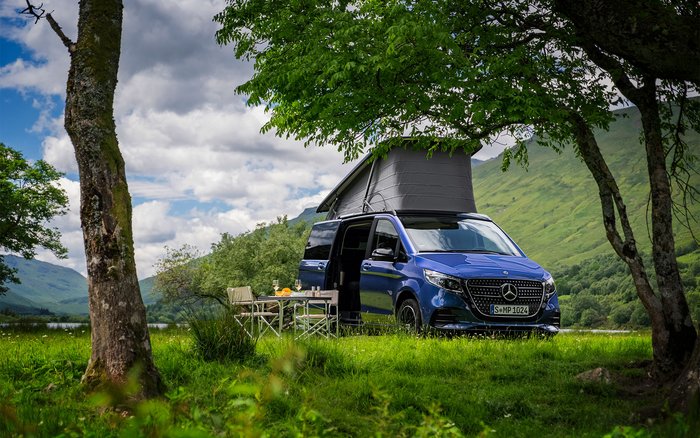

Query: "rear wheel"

xmin=397 ymin=298 xmax=422 ymax=332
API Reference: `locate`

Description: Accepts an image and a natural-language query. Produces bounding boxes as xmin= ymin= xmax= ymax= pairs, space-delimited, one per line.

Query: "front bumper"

xmin=427 ymin=292 xmax=561 ymax=333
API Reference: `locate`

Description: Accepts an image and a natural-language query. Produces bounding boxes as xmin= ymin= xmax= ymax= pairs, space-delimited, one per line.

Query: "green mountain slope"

xmin=472 ymin=105 xmax=699 ymax=270
xmin=472 ymin=106 xmax=700 ymax=328
xmin=1 ymin=255 xmax=157 ymax=315
xmin=1 ymin=255 xmax=88 ymax=311
xmin=288 ymin=206 xmax=326 ymax=227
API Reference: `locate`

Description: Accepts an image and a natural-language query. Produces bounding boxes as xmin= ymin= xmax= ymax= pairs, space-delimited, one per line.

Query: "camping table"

xmin=256 ymin=293 xmax=333 ymax=337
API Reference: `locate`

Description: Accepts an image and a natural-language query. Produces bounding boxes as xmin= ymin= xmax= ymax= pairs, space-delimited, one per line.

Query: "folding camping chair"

xmin=227 ymin=286 xmax=280 ymax=337
xmin=294 ymin=290 xmax=339 ymax=339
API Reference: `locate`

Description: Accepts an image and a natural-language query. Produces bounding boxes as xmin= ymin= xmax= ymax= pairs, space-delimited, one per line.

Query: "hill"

xmin=0 ymin=255 xmax=156 ymax=315
xmin=288 ymin=206 xmax=326 ymax=227
xmin=473 ymin=106 xmax=699 ymax=268
xmin=0 ymin=255 xmax=88 ymax=315
xmin=472 ymin=105 xmax=700 ymax=327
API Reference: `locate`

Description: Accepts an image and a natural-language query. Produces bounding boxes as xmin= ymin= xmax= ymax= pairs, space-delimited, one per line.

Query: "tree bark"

xmin=575 ymin=39 xmax=698 ymax=380
xmin=553 ymin=0 xmax=700 ymax=86
xmin=568 ymin=112 xmax=687 ymax=379
xmin=634 ymin=82 xmax=697 ymax=379
xmin=62 ymin=0 xmax=163 ymax=397
xmin=671 ymin=336 xmax=700 ymax=413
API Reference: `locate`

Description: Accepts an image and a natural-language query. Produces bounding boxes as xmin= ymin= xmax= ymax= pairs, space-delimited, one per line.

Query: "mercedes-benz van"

xmin=299 ymin=210 xmax=560 ymax=334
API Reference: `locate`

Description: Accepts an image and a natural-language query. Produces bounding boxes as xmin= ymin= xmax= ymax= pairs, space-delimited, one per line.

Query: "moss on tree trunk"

xmin=63 ymin=0 xmax=163 ymax=397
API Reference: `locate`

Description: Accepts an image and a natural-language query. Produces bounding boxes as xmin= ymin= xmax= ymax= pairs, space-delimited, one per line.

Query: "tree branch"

xmin=20 ymin=1 xmax=75 ymax=52
xmin=45 ymin=13 xmax=75 ymax=52
xmin=568 ymin=111 xmax=661 ymax=313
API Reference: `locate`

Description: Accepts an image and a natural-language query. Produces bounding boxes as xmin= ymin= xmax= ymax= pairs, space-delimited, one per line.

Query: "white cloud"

xmin=1 ymin=0 xmax=362 ymax=279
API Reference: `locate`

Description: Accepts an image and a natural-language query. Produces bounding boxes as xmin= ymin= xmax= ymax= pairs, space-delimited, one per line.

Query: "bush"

xmin=610 ymin=303 xmax=633 ymax=326
xmin=186 ymin=307 xmax=256 ymax=362
xmin=629 ymin=305 xmax=651 ymax=328
xmin=580 ymin=308 xmax=606 ymax=328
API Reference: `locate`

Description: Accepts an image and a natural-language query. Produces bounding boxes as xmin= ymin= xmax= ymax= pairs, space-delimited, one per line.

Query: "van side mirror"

xmin=371 ymin=247 xmax=395 ymax=261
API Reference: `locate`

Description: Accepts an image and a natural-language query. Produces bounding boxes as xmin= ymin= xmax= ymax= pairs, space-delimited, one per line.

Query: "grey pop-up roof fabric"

xmin=318 ymin=146 xmax=476 ymax=219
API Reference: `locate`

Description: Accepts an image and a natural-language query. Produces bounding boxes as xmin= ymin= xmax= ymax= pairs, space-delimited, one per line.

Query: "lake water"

xmin=0 ymin=322 xmax=175 ymax=330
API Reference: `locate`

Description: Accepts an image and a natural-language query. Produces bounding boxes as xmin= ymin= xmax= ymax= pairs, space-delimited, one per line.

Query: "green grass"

xmin=1 ymin=327 xmax=686 ymax=437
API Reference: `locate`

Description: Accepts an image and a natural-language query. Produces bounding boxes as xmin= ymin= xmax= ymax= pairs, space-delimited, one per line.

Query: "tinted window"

xmin=400 ymin=215 xmax=520 ymax=256
xmin=371 ymin=219 xmax=399 ymax=253
xmin=304 ymin=221 xmax=340 ymax=260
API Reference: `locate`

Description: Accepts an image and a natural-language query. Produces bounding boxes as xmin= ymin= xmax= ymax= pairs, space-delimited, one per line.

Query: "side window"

xmin=304 ymin=221 xmax=339 ymax=260
xmin=371 ymin=219 xmax=399 ymax=254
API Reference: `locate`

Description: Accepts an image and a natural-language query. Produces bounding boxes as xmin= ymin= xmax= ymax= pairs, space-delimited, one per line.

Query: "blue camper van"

xmin=298 ymin=144 xmax=560 ymax=334
xmin=299 ymin=211 xmax=560 ymax=334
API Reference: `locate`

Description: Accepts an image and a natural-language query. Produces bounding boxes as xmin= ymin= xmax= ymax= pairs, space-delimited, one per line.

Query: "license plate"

xmin=490 ymin=304 xmax=530 ymax=316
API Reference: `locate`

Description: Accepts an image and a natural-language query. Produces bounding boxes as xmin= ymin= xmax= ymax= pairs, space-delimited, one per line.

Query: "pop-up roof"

xmin=317 ymin=143 xmax=477 ymax=219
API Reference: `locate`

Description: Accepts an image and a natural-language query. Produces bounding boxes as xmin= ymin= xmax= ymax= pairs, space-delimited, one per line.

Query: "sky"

xmin=0 ymin=0 xmax=504 ymax=279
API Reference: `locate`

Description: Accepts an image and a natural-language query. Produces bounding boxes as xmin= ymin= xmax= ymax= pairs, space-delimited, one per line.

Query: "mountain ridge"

xmin=0 ymin=255 xmax=156 ymax=315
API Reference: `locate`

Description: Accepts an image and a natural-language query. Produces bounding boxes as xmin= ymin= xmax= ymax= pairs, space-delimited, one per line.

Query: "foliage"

xmin=185 ymin=307 xmax=256 ymax=362
xmin=203 ymin=216 xmax=310 ymax=296
xmin=154 ymin=217 xmax=311 ymax=306
xmin=215 ymin=0 xmax=621 ymax=162
xmin=2 ymin=328 xmax=683 ymax=437
xmin=215 ymin=2 xmax=700 ymax=379
xmin=0 ymin=143 xmax=68 ymax=293
xmin=554 ymin=251 xmax=700 ymax=329
xmin=152 ymin=244 xmax=210 ymax=306
xmin=471 ymin=107 xmax=700 ymax=269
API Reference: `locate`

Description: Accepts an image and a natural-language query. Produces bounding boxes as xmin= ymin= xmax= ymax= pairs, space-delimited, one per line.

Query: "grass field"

xmin=0 ymin=327 xmax=694 ymax=437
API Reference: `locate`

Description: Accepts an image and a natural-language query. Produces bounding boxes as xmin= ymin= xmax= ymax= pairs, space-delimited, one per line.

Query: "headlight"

xmin=544 ymin=277 xmax=556 ymax=298
xmin=424 ymin=269 xmax=462 ymax=293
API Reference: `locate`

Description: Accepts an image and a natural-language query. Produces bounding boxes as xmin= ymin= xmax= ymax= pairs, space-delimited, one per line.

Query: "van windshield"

xmin=399 ymin=215 xmax=521 ymax=256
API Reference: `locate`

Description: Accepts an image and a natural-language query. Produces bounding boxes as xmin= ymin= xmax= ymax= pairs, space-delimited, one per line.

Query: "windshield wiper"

xmin=419 ymin=249 xmax=511 ymax=255
xmin=460 ymin=249 xmax=510 ymax=255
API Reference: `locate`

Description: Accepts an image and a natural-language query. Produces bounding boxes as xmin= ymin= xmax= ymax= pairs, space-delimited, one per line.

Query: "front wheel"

xmin=397 ymin=298 xmax=422 ymax=332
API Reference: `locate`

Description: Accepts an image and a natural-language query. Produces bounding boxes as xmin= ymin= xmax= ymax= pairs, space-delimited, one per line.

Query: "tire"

xmin=397 ymin=298 xmax=422 ymax=332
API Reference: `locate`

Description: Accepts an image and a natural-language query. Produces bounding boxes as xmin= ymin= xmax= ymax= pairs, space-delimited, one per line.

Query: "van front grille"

xmin=464 ymin=279 xmax=545 ymax=319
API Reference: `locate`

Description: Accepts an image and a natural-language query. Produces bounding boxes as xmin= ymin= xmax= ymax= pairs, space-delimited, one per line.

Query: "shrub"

xmin=580 ymin=308 xmax=605 ymax=328
xmin=629 ymin=305 xmax=651 ymax=328
xmin=186 ymin=307 xmax=256 ymax=362
xmin=610 ymin=304 xmax=633 ymax=327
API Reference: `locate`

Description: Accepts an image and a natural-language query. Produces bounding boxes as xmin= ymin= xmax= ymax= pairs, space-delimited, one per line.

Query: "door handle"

xmin=362 ymin=263 xmax=372 ymax=270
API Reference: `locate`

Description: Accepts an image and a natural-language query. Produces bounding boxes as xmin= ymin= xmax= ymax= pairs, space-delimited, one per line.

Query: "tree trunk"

xmin=575 ymin=41 xmax=698 ymax=380
xmin=569 ymin=112 xmax=679 ymax=379
xmin=671 ymin=336 xmax=700 ymax=413
xmin=63 ymin=0 xmax=163 ymax=397
xmin=635 ymin=82 xmax=697 ymax=379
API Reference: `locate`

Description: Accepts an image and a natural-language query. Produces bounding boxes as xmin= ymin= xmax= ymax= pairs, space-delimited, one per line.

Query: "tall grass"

xmin=185 ymin=307 xmax=256 ymax=362
xmin=2 ymin=328 xmax=693 ymax=437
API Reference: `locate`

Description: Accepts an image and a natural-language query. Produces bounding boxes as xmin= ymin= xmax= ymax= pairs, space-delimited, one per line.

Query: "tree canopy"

xmin=154 ymin=218 xmax=310 ymax=307
xmin=215 ymin=1 xmax=698 ymax=163
xmin=0 ymin=142 xmax=68 ymax=293
xmin=216 ymin=1 xmax=627 ymax=162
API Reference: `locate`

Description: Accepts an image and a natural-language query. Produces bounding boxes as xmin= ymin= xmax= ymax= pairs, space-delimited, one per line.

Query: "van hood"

xmin=414 ymin=252 xmax=547 ymax=280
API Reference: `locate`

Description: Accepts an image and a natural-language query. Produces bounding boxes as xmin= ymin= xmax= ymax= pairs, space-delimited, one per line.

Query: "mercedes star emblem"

xmin=501 ymin=283 xmax=518 ymax=302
